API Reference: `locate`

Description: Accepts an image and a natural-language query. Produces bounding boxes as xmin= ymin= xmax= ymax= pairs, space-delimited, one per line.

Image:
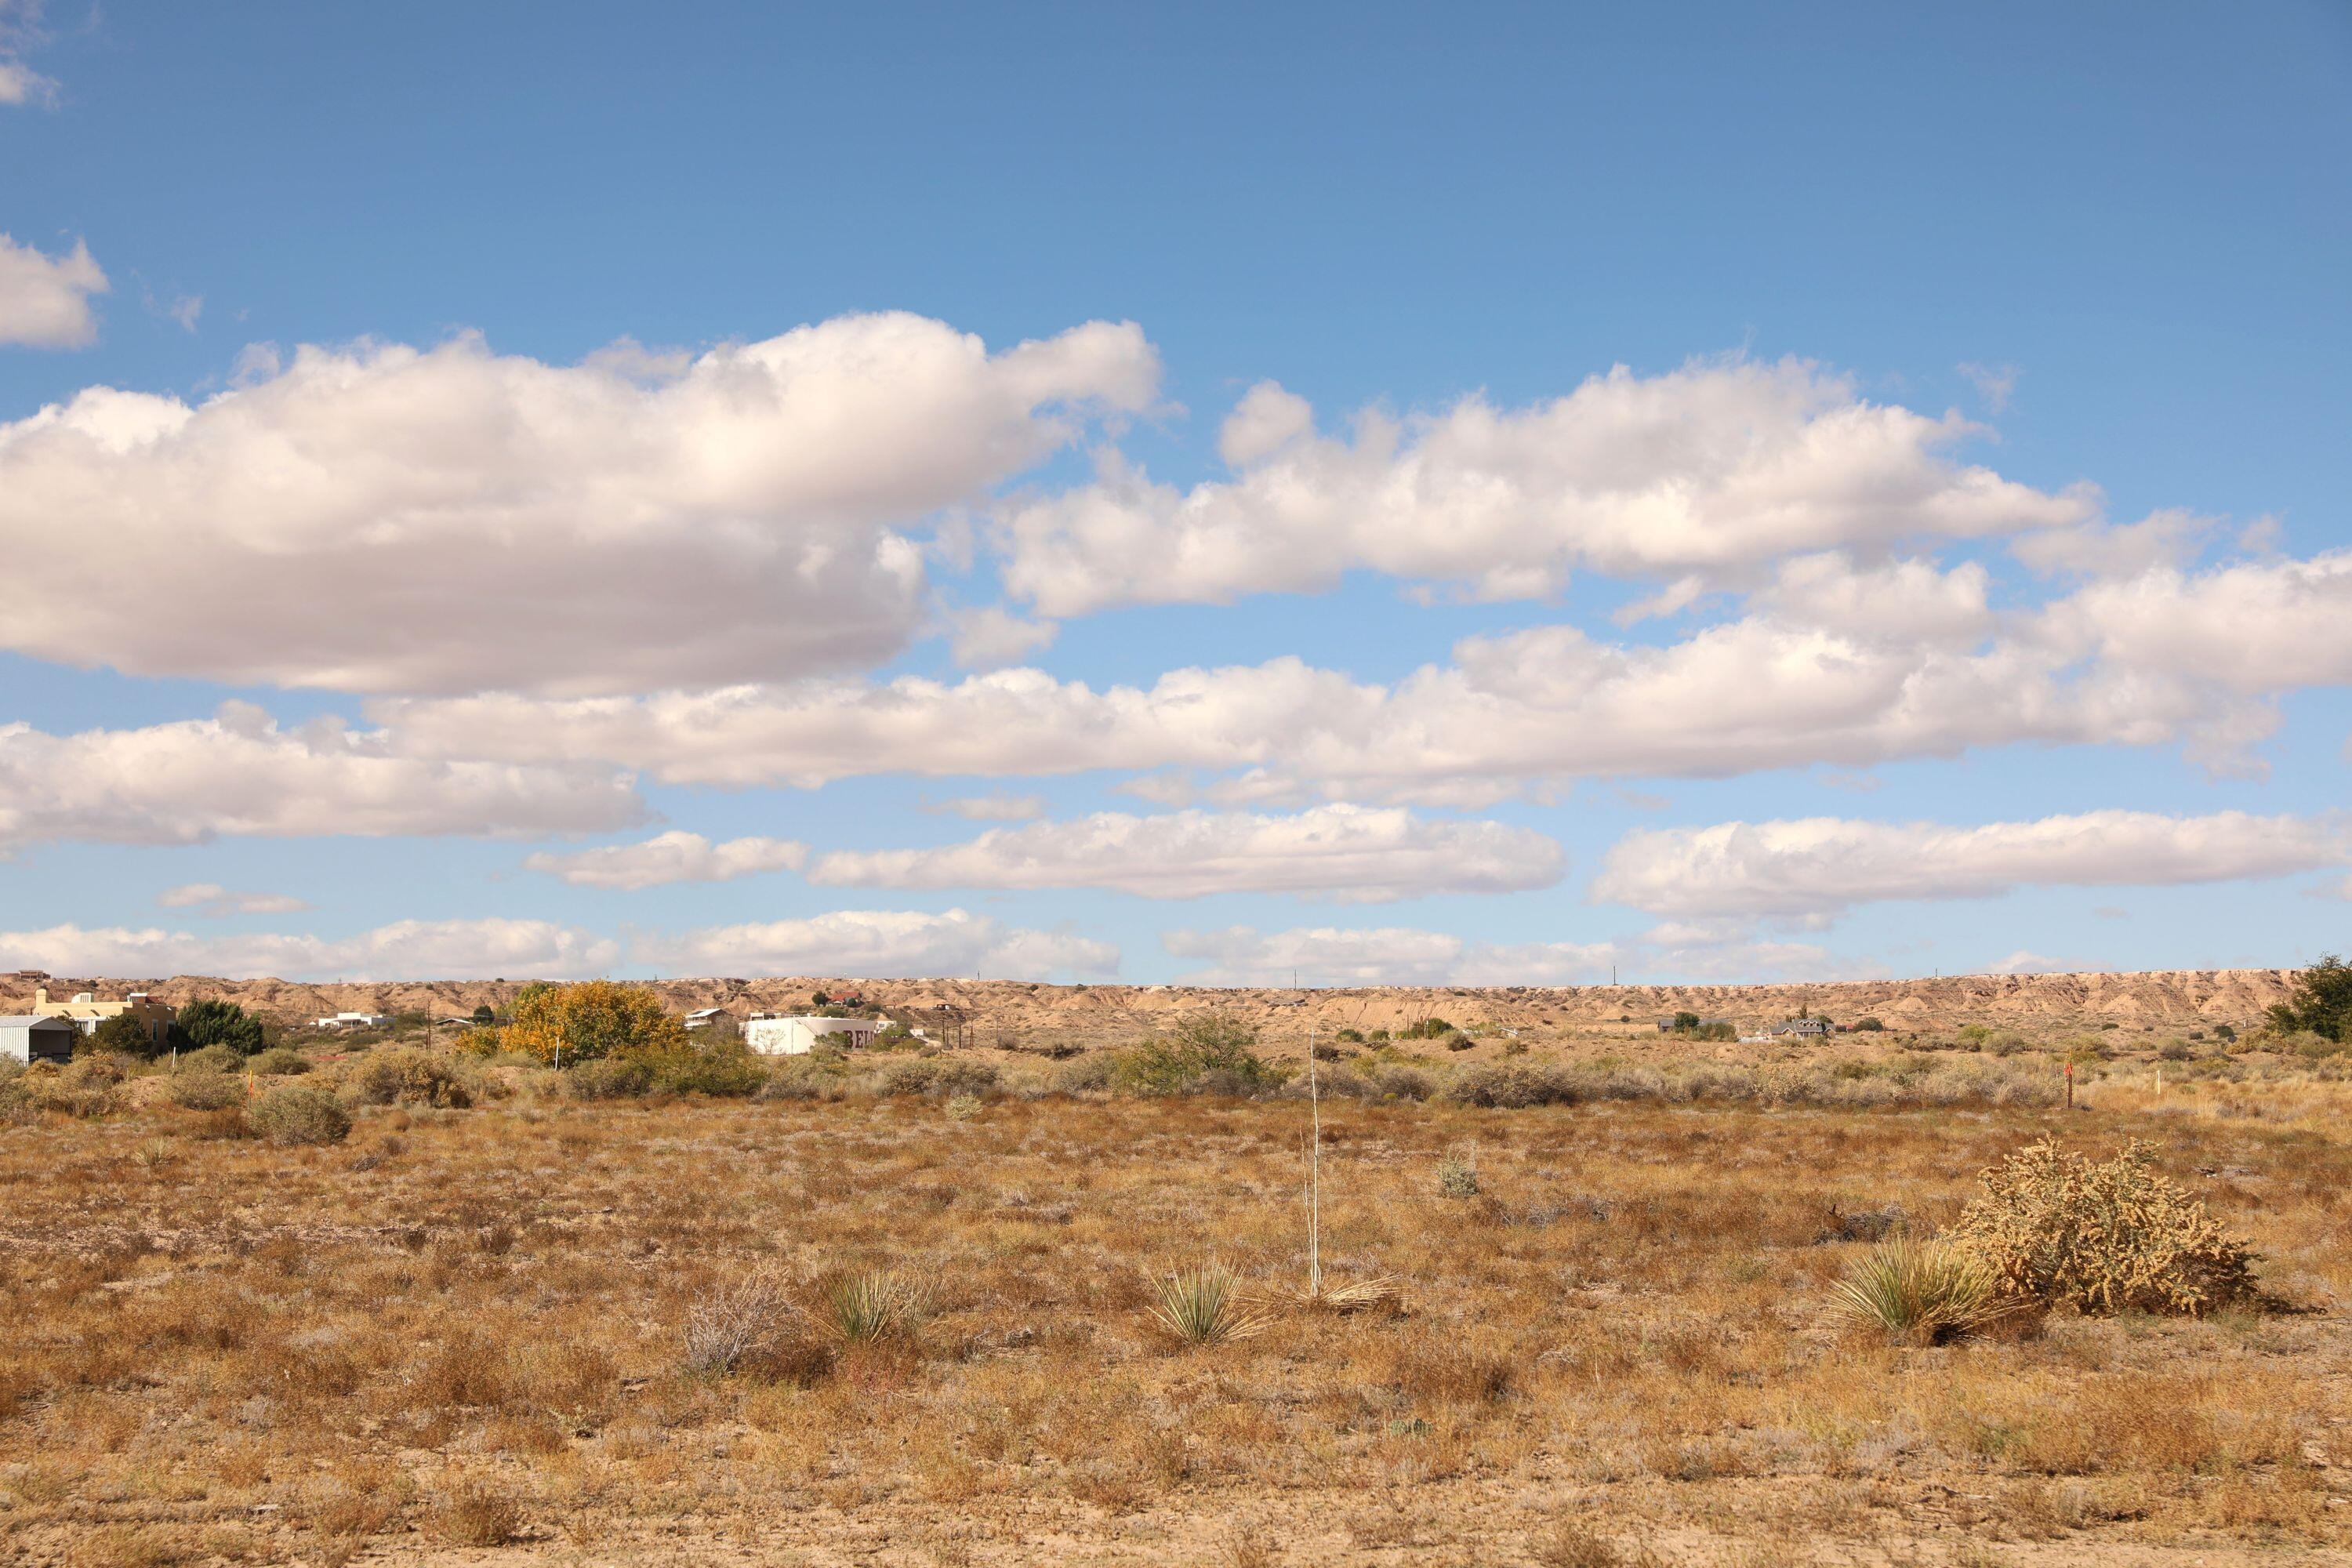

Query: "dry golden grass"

xmin=0 ymin=1069 xmax=2346 ymax=1564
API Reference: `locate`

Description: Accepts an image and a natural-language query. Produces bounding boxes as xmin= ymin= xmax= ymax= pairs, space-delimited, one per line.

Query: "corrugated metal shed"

xmin=0 ymin=1014 xmax=75 ymax=1064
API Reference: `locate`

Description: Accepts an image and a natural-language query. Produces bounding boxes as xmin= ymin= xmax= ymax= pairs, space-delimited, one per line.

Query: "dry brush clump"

xmin=1947 ymin=1138 xmax=2260 ymax=1316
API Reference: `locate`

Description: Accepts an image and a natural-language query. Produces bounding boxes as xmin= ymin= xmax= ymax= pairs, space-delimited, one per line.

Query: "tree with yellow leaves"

xmin=503 ymin=980 xmax=685 ymax=1067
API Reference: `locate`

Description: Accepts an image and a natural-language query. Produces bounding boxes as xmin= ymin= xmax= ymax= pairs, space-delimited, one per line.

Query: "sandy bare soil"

xmin=2 ymin=1078 xmax=2346 ymax=1566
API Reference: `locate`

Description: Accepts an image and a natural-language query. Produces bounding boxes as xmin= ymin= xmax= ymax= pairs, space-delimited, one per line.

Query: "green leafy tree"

xmin=174 ymin=998 xmax=266 ymax=1056
xmin=1671 ymin=1011 xmax=1700 ymax=1032
xmin=470 ymin=1003 xmax=495 ymax=1026
xmin=2268 ymin=955 xmax=2351 ymax=1042
xmin=85 ymin=1011 xmax=166 ymax=1059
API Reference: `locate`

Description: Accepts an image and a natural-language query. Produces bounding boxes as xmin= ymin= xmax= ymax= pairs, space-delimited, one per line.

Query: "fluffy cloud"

xmin=994 ymin=358 xmax=2093 ymax=615
xmin=1160 ymin=924 xmax=1842 ymax=986
xmin=0 ymin=234 xmax=106 ymax=347
xmin=156 ymin=884 xmax=314 ymax=917
xmin=0 ymin=703 xmax=643 ymax=854
xmin=1592 ymin=810 xmax=2347 ymax=920
xmin=381 ymin=600 xmax=2223 ymax=804
xmin=2040 ymin=551 xmax=2352 ymax=694
xmin=0 ymin=917 xmax=618 ymax=981
xmin=945 ymin=604 xmax=1059 ymax=670
xmin=523 ymin=830 xmax=808 ymax=890
xmin=635 ymin=908 xmax=1117 ymax=980
xmin=808 ymin=804 xmax=1564 ymax=902
xmin=0 ymin=312 xmax=1156 ymax=694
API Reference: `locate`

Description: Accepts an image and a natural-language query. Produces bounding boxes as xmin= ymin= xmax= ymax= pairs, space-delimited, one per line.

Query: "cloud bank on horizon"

xmin=2 ymin=310 xmax=2345 ymax=984
xmin=2 ymin=9 xmax=2345 ymax=985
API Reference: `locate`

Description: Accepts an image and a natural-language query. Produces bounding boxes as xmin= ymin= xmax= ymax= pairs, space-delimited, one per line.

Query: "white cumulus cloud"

xmin=636 ymin=908 xmax=1117 ymax=981
xmin=523 ymin=830 xmax=808 ymax=890
xmin=0 ymin=312 xmax=1157 ymax=694
xmin=994 ymin=358 xmax=2093 ymax=615
xmin=379 ymin=597 xmax=2235 ymax=804
xmin=1592 ymin=810 xmax=2348 ymax=920
xmin=0 ymin=703 xmax=644 ymax=855
xmin=0 ymin=234 xmax=106 ymax=347
xmin=809 ymin=804 xmax=1564 ymax=902
xmin=0 ymin=917 xmax=618 ymax=981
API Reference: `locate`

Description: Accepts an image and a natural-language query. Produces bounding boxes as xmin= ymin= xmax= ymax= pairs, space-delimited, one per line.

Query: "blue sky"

xmin=1 ymin=2 xmax=2347 ymax=985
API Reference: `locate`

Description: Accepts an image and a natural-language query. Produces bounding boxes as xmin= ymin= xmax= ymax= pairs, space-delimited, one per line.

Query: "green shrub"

xmin=1853 ymin=1017 xmax=1886 ymax=1033
xmin=648 ymin=1040 xmax=768 ymax=1098
xmin=176 ymin=1044 xmax=243 ymax=1074
xmin=338 ymin=1049 xmax=478 ymax=1109
xmin=567 ymin=1055 xmax=655 ymax=1100
xmin=249 ymin=1085 xmax=351 ymax=1146
xmin=1111 ymin=1017 xmax=1279 ymax=1097
xmin=875 ymin=1058 xmax=998 ymax=1099
xmin=21 ymin=1058 xmax=123 ymax=1118
xmin=1948 ymin=1138 xmax=2258 ymax=1316
xmin=2267 ymin=954 xmax=2350 ymax=1041
xmin=753 ymin=1060 xmax=837 ymax=1102
xmin=250 ymin=1047 xmax=312 ymax=1076
xmin=168 ymin=1071 xmax=247 ymax=1111
xmin=88 ymin=1011 xmax=168 ymax=1059
xmin=175 ymin=998 xmax=266 ymax=1056
xmin=1443 ymin=1063 xmax=1576 ymax=1108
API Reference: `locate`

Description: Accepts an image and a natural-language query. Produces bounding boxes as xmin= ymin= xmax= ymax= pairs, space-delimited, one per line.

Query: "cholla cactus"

xmin=1947 ymin=1138 xmax=2256 ymax=1316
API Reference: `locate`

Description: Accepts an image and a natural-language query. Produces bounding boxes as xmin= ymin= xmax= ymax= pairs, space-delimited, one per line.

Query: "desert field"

xmin=2 ymin=1008 xmax=2348 ymax=1566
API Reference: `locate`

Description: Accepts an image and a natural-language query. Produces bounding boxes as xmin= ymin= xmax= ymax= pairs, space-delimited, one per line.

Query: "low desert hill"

xmin=0 ymin=967 xmax=2298 ymax=1054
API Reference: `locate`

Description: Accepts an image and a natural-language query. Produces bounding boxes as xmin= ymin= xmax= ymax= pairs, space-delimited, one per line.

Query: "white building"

xmin=683 ymin=1007 xmax=731 ymax=1032
xmin=0 ymin=1015 xmax=76 ymax=1064
xmin=312 ymin=1011 xmax=392 ymax=1030
xmin=744 ymin=1014 xmax=878 ymax=1056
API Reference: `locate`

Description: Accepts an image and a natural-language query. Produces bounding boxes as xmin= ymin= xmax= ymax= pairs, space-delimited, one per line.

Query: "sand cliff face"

xmin=0 ymin=967 xmax=2296 ymax=1049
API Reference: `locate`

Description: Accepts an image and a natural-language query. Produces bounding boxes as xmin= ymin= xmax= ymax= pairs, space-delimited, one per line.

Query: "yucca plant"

xmin=1828 ymin=1237 xmax=2013 ymax=1346
xmin=817 ymin=1269 xmax=926 ymax=1345
xmin=1148 ymin=1261 xmax=1270 ymax=1347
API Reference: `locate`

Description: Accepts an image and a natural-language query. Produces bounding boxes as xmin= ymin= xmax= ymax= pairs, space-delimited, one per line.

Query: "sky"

xmin=1 ymin=1 xmax=2348 ymax=987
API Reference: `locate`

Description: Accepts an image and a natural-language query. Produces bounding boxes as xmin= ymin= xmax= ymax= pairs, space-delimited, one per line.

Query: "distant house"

xmin=33 ymin=988 xmax=174 ymax=1051
xmin=0 ymin=1015 xmax=74 ymax=1064
xmin=1769 ymin=1017 xmax=1832 ymax=1040
xmin=683 ymin=1007 xmax=731 ymax=1032
xmin=312 ymin=1011 xmax=392 ymax=1030
xmin=745 ymin=1014 xmax=877 ymax=1056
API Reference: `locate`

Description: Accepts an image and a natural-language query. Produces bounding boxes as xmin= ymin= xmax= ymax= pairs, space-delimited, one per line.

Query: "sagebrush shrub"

xmin=566 ymin=1055 xmax=655 ymax=1101
xmin=249 ymin=1085 xmax=352 ymax=1146
xmin=339 ymin=1049 xmax=477 ymax=1109
xmin=250 ymin=1047 xmax=311 ymax=1076
xmin=168 ymin=1071 xmax=246 ymax=1112
xmin=1947 ymin=1138 xmax=2257 ymax=1316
